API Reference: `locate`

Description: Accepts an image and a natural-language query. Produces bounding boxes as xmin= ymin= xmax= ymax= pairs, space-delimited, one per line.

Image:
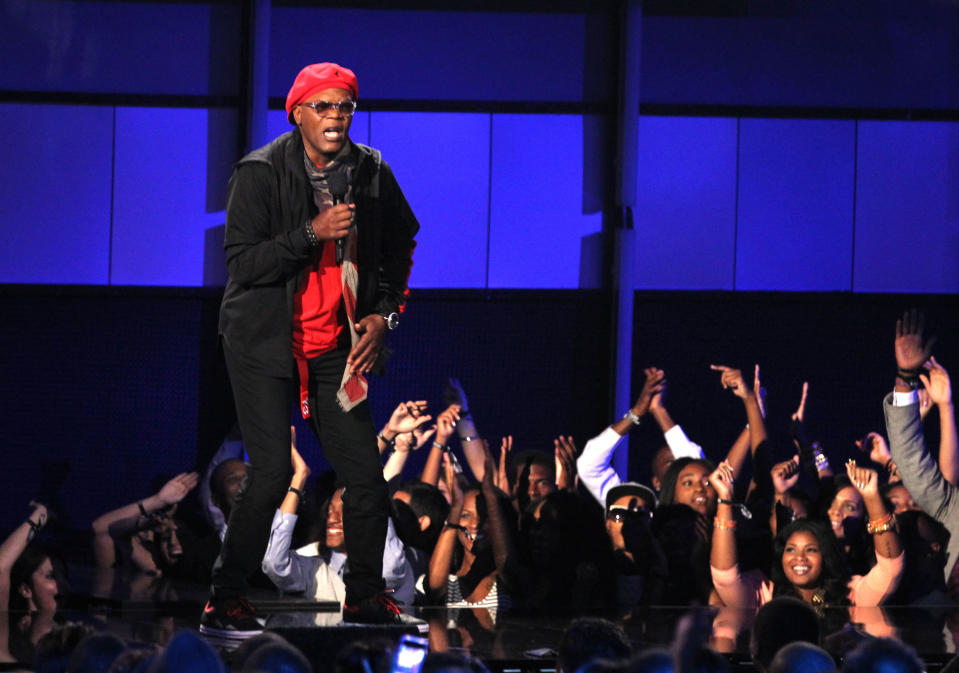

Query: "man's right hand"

xmin=895 ymin=309 xmax=936 ymax=373
xmin=309 ymin=204 xmax=355 ymax=241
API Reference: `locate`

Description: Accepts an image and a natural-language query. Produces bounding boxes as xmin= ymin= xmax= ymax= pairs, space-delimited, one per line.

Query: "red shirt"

xmin=292 ymin=241 xmax=343 ymax=359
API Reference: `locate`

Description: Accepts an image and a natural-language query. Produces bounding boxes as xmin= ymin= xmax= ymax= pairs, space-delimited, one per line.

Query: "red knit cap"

xmin=286 ymin=62 xmax=359 ymax=123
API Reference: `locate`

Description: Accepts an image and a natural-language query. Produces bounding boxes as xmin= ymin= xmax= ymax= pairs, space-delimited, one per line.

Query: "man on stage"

xmin=201 ymin=62 xmax=419 ymax=639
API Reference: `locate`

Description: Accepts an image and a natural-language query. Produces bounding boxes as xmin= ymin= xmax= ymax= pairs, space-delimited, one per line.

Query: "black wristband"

xmin=288 ymin=487 xmax=305 ymax=498
xmin=897 ymin=370 xmax=921 ymax=389
xmin=138 ymin=501 xmax=149 ymax=517
xmin=717 ymin=498 xmax=753 ymax=520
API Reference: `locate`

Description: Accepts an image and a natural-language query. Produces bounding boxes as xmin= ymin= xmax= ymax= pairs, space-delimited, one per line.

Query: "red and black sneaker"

xmin=199 ymin=597 xmax=264 ymax=641
xmin=342 ymin=592 xmax=424 ymax=626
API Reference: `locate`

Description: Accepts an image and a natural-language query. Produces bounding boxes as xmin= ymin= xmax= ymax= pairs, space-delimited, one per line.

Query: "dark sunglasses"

xmin=301 ymin=99 xmax=358 ymax=116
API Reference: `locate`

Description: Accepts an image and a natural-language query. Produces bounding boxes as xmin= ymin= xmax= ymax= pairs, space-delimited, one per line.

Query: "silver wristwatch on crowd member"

xmin=623 ymin=410 xmax=642 ymax=425
xmin=381 ymin=312 xmax=400 ymax=330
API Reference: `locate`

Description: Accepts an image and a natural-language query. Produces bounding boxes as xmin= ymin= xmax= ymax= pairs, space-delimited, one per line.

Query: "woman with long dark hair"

xmin=1 ymin=502 xmax=56 ymax=668
xmin=710 ymin=459 xmax=903 ymax=609
xmin=428 ymin=454 xmax=517 ymax=610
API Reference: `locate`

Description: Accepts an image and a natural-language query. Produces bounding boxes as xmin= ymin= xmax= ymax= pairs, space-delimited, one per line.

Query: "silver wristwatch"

xmin=623 ymin=410 xmax=642 ymax=425
xmin=381 ymin=312 xmax=400 ymax=330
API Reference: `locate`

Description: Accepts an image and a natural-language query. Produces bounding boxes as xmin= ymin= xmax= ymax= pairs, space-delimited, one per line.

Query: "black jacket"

xmin=218 ymin=129 xmax=418 ymax=375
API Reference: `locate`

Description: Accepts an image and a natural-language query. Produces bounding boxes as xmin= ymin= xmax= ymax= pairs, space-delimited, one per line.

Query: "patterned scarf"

xmin=301 ymin=149 xmax=368 ymax=413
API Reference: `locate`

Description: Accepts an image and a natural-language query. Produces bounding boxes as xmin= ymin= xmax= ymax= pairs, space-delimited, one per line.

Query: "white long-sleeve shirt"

xmin=577 ymin=424 xmax=704 ymax=506
xmin=261 ymin=510 xmax=415 ymax=607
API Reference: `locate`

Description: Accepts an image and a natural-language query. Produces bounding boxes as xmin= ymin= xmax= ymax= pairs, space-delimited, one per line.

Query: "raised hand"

xmin=29 ymin=501 xmax=49 ymax=527
xmin=771 ymin=456 xmax=800 ymax=495
xmin=393 ymin=432 xmax=415 ymax=454
xmin=895 ymin=309 xmax=936 ymax=374
xmin=711 ymin=365 xmax=750 ymax=399
xmin=921 ymin=356 xmax=952 ymax=406
xmin=497 ymin=436 xmax=512 ymax=493
xmin=792 ymin=382 xmax=809 ymax=423
xmin=648 ymin=369 xmax=668 ymax=412
xmin=290 ymin=427 xmax=311 ymax=478
xmin=156 ymin=472 xmax=199 ymax=507
xmin=554 ymin=435 xmax=578 ymax=491
xmin=444 ymin=378 xmax=471 ymax=413
xmin=846 ymin=460 xmax=879 ymax=500
xmin=708 ymin=460 xmax=736 ymax=501
xmin=636 ymin=368 xmax=666 ymax=416
xmin=857 ymin=432 xmax=892 ymax=469
xmin=410 ymin=423 xmax=436 ymax=451
xmin=386 ymin=400 xmax=431 ymax=435
xmin=434 ymin=404 xmax=461 ymax=446
xmin=753 ymin=364 xmax=767 ymax=418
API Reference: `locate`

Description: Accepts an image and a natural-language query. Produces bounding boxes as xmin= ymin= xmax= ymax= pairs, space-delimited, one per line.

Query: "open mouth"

xmin=791 ymin=564 xmax=811 ymax=576
xmin=323 ymin=126 xmax=345 ymax=142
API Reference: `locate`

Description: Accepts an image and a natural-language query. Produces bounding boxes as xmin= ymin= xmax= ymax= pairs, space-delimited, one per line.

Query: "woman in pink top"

xmin=709 ymin=459 xmax=903 ymax=609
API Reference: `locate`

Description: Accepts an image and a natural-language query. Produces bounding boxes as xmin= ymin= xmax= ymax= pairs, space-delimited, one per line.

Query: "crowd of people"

xmin=1 ymin=310 xmax=957 ymax=673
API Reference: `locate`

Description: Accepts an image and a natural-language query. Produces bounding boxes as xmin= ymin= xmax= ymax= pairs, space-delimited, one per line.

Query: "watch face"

xmin=384 ymin=312 xmax=399 ymax=330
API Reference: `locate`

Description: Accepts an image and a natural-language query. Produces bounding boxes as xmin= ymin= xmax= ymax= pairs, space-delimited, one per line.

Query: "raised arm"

xmin=723 ymin=364 xmax=768 ymax=479
xmin=480 ymin=449 xmax=514 ymax=576
xmin=554 ymin=436 xmax=578 ymax=492
xmin=420 ymin=404 xmax=459 ymax=487
xmin=649 ymin=370 xmax=705 ymax=459
xmin=859 ymin=432 xmax=899 ymax=484
xmin=280 ymin=429 xmax=310 ymax=516
xmin=382 ymin=430 xmax=430 ymax=482
xmin=789 ymin=382 xmax=834 ymax=479
xmin=847 ymin=460 xmax=900 ymax=559
xmin=377 ymin=400 xmax=431 ymax=454
xmin=427 ymin=455 xmax=463 ymax=598
xmin=444 ymin=378 xmax=488 ymax=482
xmin=708 ymin=461 xmax=750 ymax=607
xmin=711 ymin=365 xmax=766 ymax=452
xmin=1 ymin=503 xmax=47 ymax=583
xmin=262 ymin=434 xmax=315 ymax=593
xmin=577 ymin=367 xmax=664 ymax=506
xmin=886 ymin=310 xmax=955 ymax=516
xmin=769 ymin=456 xmax=801 ymax=536
xmin=845 ymin=460 xmax=904 ymax=606
xmin=91 ymin=472 xmax=198 ymax=568
xmin=921 ymin=357 xmax=958 ymax=485
xmin=0 ymin=502 xmax=48 ymax=663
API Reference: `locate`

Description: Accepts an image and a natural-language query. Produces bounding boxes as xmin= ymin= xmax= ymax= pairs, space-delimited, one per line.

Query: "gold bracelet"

xmin=866 ymin=513 xmax=897 ymax=535
xmin=713 ymin=517 xmax=737 ymax=531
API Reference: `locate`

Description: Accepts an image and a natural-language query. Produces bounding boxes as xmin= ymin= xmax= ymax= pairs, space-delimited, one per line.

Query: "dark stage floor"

xmin=11 ymin=563 xmax=957 ymax=673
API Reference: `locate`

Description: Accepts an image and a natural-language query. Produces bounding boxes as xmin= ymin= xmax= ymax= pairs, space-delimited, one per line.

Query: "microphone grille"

xmin=327 ymin=172 xmax=348 ymax=199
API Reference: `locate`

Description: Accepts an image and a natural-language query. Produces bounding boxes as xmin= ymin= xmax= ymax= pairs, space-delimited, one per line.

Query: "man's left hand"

xmin=348 ymin=314 xmax=387 ymax=375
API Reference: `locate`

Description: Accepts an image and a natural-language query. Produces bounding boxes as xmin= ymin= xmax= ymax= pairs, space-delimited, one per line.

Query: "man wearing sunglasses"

xmin=203 ymin=62 xmax=419 ymax=640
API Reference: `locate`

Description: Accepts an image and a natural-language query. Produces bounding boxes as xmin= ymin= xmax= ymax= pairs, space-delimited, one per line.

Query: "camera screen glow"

xmin=396 ymin=645 xmax=427 ymax=671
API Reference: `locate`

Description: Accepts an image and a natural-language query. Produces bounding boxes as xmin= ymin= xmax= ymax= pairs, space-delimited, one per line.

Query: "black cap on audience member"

xmin=606 ymin=482 xmax=658 ymax=512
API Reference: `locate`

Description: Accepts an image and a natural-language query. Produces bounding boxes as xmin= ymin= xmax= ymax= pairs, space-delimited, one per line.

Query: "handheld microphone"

xmin=327 ymin=172 xmax=349 ymax=264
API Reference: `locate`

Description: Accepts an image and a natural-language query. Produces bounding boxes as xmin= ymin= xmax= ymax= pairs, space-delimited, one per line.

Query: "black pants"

xmin=212 ymin=342 xmax=388 ymax=605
